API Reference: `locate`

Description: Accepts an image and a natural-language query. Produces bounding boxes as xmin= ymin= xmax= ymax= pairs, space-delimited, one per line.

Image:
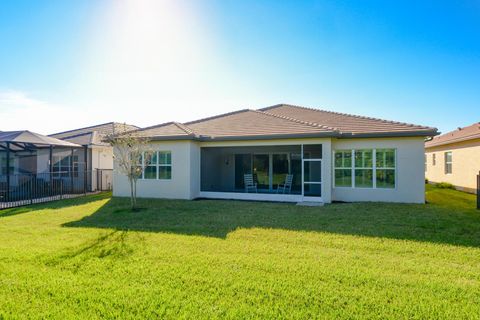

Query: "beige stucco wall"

xmin=91 ymin=147 xmax=114 ymax=170
xmin=113 ymin=140 xmax=198 ymax=199
xmin=91 ymin=146 xmax=114 ymax=190
xmin=112 ymin=136 xmax=426 ymax=203
xmin=332 ymin=137 xmax=426 ymax=203
xmin=189 ymin=142 xmax=201 ymax=199
xmin=425 ymin=138 xmax=480 ymax=193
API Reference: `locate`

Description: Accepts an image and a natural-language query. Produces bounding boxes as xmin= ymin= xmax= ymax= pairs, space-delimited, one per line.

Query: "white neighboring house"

xmin=50 ymin=122 xmax=138 ymax=191
xmin=113 ymin=104 xmax=438 ymax=204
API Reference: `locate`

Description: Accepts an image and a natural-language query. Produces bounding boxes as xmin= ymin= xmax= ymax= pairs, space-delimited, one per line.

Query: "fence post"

xmin=84 ymin=146 xmax=88 ymax=194
xmin=6 ymin=142 xmax=10 ymax=202
xmin=30 ymin=174 xmax=33 ymax=205
xmin=477 ymin=171 xmax=480 ymax=210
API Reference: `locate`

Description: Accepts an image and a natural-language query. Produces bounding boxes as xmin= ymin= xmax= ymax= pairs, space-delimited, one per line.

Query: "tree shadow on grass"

xmin=0 ymin=192 xmax=112 ymax=219
xmin=45 ymin=230 xmax=137 ymax=267
xmin=63 ymin=195 xmax=480 ymax=248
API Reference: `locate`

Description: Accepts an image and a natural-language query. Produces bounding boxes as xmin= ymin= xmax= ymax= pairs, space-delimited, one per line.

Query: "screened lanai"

xmin=200 ymin=144 xmax=323 ymax=199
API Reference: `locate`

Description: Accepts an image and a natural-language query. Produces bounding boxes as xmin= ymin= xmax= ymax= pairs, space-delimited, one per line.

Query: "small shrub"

xmin=436 ymin=182 xmax=455 ymax=189
xmin=425 ymin=178 xmax=429 ymax=184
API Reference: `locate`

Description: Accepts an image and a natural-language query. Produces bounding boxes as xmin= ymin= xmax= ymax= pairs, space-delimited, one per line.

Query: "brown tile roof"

xmin=425 ymin=122 xmax=480 ymax=148
xmin=184 ymin=109 xmax=333 ymax=140
xmin=132 ymin=104 xmax=438 ymax=141
xmin=50 ymin=122 xmax=139 ymax=146
xmin=135 ymin=122 xmax=195 ymax=139
xmin=261 ymin=104 xmax=437 ymax=136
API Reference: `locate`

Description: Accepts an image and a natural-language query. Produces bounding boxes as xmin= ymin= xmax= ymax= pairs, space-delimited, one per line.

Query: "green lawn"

xmin=0 ymin=185 xmax=479 ymax=319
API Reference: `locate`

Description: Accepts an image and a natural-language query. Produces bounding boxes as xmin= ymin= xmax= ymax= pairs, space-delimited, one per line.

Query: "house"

xmin=113 ymin=104 xmax=438 ymax=203
xmin=50 ymin=122 xmax=139 ymax=191
xmin=425 ymin=122 xmax=480 ymax=193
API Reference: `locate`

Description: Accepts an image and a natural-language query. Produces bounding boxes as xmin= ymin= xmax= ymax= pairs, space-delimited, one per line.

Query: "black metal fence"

xmin=0 ymin=171 xmax=92 ymax=210
xmin=96 ymin=169 xmax=113 ymax=191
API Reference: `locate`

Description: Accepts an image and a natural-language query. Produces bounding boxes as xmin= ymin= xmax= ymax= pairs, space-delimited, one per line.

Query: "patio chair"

xmin=277 ymin=174 xmax=293 ymax=194
xmin=244 ymin=174 xmax=257 ymax=193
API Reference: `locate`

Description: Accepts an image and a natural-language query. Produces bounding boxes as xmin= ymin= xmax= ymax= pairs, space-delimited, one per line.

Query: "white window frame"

xmin=333 ymin=148 xmax=397 ymax=189
xmin=375 ymin=149 xmax=396 ymax=189
xmin=354 ymin=149 xmax=374 ymax=189
xmin=444 ymin=152 xmax=452 ymax=174
xmin=333 ymin=150 xmax=353 ymax=188
xmin=140 ymin=151 xmax=172 ymax=180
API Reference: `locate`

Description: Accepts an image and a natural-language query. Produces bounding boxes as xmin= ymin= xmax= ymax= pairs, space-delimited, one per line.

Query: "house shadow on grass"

xmin=63 ymin=195 xmax=480 ymax=248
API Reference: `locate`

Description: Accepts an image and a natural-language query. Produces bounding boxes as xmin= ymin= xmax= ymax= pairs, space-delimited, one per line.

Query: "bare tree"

xmin=107 ymin=124 xmax=152 ymax=210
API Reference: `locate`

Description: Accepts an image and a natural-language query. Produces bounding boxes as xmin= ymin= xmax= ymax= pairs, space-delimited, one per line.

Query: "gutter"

xmin=145 ymin=129 xmax=439 ymax=142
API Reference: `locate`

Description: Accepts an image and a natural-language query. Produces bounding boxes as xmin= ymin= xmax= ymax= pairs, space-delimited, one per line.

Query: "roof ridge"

xmin=172 ymin=122 xmax=197 ymax=136
xmin=262 ymin=103 xmax=435 ymax=130
xmin=49 ymin=122 xmax=115 ymax=136
xmin=254 ymin=109 xmax=339 ymax=133
xmin=55 ymin=131 xmax=96 ymax=140
xmin=137 ymin=121 xmax=176 ymax=132
xmin=183 ymin=109 xmax=250 ymax=125
xmin=90 ymin=131 xmax=98 ymax=145
xmin=50 ymin=122 xmax=139 ymax=137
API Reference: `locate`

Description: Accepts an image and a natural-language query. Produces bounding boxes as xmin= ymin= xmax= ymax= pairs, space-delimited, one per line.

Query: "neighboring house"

xmin=425 ymin=122 xmax=480 ymax=193
xmin=113 ymin=104 xmax=438 ymax=204
xmin=50 ymin=122 xmax=138 ymax=191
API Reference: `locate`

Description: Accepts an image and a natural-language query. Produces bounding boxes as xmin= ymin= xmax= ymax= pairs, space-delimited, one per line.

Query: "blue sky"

xmin=0 ymin=0 xmax=479 ymax=134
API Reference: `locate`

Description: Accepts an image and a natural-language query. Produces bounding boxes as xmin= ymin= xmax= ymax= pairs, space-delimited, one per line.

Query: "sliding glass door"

xmin=252 ymin=153 xmax=292 ymax=192
xmin=253 ymin=154 xmax=270 ymax=190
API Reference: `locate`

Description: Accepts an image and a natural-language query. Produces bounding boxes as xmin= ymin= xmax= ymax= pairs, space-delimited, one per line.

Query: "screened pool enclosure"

xmin=0 ymin=131 xmax=93 ymax=209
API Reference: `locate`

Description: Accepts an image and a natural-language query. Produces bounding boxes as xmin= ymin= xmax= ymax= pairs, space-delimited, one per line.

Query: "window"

xmin=445 ymin=152 xmax=452 ymax=174
xmin=354 ymin=149 xmax=373 ymax=188
xmin=144 ymin=152 xmax=157 ymax=179
xmin=425 ymin=154 xmax=427 ymax=172
xmin=158 ymin=151 xmax=172 ymax=179
xmin=0 ymin=153 xmax=14 ymax=175
xmin=432 ymin=153 xmax=436 ymax=166
xmin=334 ymin=150 xmax=352 ymax=187
xmin=334 ymin=148 xmax=396 ymax=189
xmin=141 ymin=151 xmax=172 ymax=180
xmin=52 ymin=155 xmax=78 ymax=177
xmin=376 ymin=149 xmax=396 ymax=189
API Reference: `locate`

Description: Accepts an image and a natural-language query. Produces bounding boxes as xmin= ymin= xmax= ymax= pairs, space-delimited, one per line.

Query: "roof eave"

xmin=338 ymin=130 xmax=439 ymax=139
xmin=425 ymin=134 xmax=480 ymax=148
xmin=137 ymin=130 xmax=439 ymax=142
xmin=148 ymin=135 xmax=197 ymax=141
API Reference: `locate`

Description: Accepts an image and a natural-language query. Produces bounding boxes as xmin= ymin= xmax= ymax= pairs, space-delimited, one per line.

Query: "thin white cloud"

xmin=0 ymin=90 xmax=49 ymax=110
xmin=0 ymin=90 xmax=110 ymax=134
